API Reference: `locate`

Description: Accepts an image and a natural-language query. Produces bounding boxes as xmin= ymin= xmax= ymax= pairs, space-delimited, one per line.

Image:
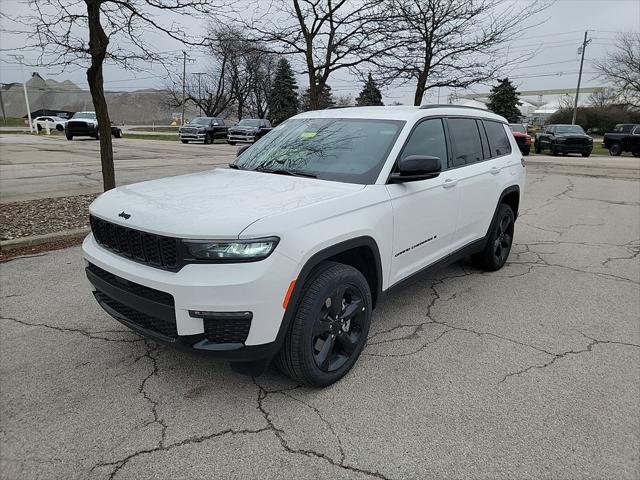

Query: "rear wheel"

xmin=56 ymin=124 xmax=64 ymax=132
xmin=37 ymin=124 xmax=42 ymax=132
xmin=471 ymin=204 xmax=515 ymax=271
xmin=65 ymin=132 xmax=73 ymax=141
xmin=608 ymin=142 xmax=622 ymax=156
xmin=113 ymin=129 xmax=122 ymax=139
xmin=276 ymin=262 xmax=372 ymax=387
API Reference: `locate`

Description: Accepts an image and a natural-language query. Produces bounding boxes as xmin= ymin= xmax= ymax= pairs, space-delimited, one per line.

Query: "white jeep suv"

xmin=83 ymin=106 xmax=525 ymax=387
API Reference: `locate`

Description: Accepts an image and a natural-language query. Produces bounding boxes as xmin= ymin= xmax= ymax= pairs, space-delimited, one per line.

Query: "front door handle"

xmin=490 ymin=166 xmax=501 ymax=175
xmin=442 ymin=178 xmax=458 ymax=188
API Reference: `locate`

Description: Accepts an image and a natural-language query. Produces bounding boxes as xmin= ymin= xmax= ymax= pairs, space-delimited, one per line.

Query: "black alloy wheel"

xmin=608 ymin=143 xmax=622 ymax=156
xmin=312 ymin=284 xmax=365 ymax=372
xmin=493 ymin=212 xmax=514 ymax=266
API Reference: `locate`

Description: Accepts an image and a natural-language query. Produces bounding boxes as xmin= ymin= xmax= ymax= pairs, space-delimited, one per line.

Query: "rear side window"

xmin=483 ymin=121 xmax=512 ymax=157
xmin=447 ymin=118 xmax=483 ymax=167
xmin=399 ymin=119 xmax=447 ymax=165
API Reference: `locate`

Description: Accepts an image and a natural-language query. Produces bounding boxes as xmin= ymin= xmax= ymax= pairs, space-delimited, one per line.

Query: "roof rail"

xmin=419 ymin=104 xmax=489 ymax=112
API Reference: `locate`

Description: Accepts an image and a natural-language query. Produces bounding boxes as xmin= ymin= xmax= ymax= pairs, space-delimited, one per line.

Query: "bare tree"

xmin=244 ymin=0 xmax=393 ymax=110
xmin=369 ymin=0 xmax=548 ymax=105
xmin=594 ymin=32 xmax=640 ymax=108
xmin=8 ymin=0 xmax=224 ymax=191
xmin=588 ymin=88 xmax=620 ymax=108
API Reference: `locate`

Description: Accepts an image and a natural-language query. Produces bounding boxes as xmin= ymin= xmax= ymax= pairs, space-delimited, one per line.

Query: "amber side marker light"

xmin=283 ymin=280 xmax=296 ymax=309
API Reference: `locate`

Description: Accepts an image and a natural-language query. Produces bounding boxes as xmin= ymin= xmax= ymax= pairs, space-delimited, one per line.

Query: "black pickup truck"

xmin=602 ymin=124 xmax=640 ymax=156
xmin=227 ymin=118 xmax=272 ymax=145
xmin=534 ymin=124 xmax=593 ymax=157
xmin=179 ymin=117 xmax=228 ymax=144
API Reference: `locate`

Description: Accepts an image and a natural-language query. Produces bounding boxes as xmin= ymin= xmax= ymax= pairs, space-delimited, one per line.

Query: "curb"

xmin=0 ymin=227 xmax=90 ymax=251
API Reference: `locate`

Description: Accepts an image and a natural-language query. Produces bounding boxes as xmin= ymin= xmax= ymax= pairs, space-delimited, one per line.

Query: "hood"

xmin=556 ymin=133 xmax=591 ymax=139
xmin=511 ymin=131 xmax=528 ymax=137
xmin=89 ymin=168 xmax=364 ymax=238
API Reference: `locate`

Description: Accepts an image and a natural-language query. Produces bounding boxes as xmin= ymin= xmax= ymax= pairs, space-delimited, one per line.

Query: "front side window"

xmin=233 ymin=118 xmax=405 ymax=184
xmin=238 ymin=119 xmax=261 ymax=127
xmin=447 ymin=118 xmax=483 ymax=167
xmin=483 ymin=121 xmax=512 ymax=157
xmin=189 ymin=117 xmax=214 ymax=125
xmin=398 ymin=118 xmax=447 ymax=166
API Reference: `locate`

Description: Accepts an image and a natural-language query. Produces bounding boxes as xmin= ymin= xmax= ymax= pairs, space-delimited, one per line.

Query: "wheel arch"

xmin=498 ymin=185 xmax=520 ymax=221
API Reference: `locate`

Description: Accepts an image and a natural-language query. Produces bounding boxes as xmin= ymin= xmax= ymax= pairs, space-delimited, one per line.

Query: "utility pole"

xmin=572 ymin=31 xmax=591 ymax=125
xmin=193 ymin=73 xmax=206 ymax=116
xmin=12 ymin=55 xmax=33 ymax=133
xmin=181 ymin=51 xmax=187 ymax=125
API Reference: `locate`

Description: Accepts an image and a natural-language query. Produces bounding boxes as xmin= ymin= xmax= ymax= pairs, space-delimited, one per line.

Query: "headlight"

xmin=184 ymin=237 xmax=279 ymax=261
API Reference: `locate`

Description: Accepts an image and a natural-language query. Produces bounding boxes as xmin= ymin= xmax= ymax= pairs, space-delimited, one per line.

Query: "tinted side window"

xmin=447 ymin=118 xmax=483 ymax=167
xmin=399 ymin=118 xmax=447 ymax=166
xmin=483 ymin=120 xmax=512 ymax=157
xmin=622 ymin=125 xmax=633 ymax=133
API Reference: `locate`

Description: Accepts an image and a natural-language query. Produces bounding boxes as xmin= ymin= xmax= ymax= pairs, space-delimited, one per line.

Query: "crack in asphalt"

xmin=500 ymin=331 xmax=640 ymax=383
xmin=252 ymin=378 xmax=392 ymax=479
xmin=0 ymin=315 xmax=144 ymax=343
xmin=137 ymin=342 xmax=168 ymax=448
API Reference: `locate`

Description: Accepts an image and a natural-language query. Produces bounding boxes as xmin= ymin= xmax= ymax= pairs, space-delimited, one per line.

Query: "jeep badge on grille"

xmin=118 ymin=211 xmax=131 ymax=219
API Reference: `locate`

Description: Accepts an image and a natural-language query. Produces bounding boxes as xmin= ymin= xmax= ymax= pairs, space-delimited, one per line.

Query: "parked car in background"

xmin=602 ymin=124 xmax=640 ymax=157
xmin=227 ymin=118 xmax=272 ymax=145
xmin=179 ymin=117 xmax=227 ymax=144
xmin=534 ymin=124 xmax=593 ymax=157
xmin=82 ymin=105 xmax=524 ymax=387
xmin=508 ymin=124 xmax=532 ymax=156
xmin=65 ymin=111 xmax=122 ymax=140
xmin=32 ymin=116 xmax=67 ymax=132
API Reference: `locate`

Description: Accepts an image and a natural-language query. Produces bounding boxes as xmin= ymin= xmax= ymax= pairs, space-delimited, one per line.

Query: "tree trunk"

xmin=86 ymin=0 xmax=115 ymax=191
xmin=414 ymin=71 xmax=428 ymax=106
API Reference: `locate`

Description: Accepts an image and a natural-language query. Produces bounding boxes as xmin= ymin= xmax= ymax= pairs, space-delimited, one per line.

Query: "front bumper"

xmin=228 ymin=133 xmax=256 ymax=143
xmin=555 ymin=143 xmax=592 ymax=154
xmin=180 ymin=132 xmax=207 ymax=141
xmin=82 ymin=234 xmax=299 ymax=360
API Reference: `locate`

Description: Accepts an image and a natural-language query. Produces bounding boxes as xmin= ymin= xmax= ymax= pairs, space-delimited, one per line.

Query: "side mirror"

xmin=389 ymin=155 xmax=441 ymax=183
xmin=237 ymin=145 xmax=250 ymax=157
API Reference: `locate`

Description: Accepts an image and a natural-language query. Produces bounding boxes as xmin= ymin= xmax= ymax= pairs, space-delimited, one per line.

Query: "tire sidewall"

xmin=609 ymin=143 xmax=622 ymax=156
xmin=291 ymin=264 xmax=372 ymax=387
xmin=484 ymin=204 xmax=515 ymax=270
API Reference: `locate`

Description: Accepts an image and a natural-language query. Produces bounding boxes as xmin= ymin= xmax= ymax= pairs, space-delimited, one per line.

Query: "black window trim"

xmin=443 ymin=116 xmax=492 ymax=170
xmin=386 ymin=116 xmax=452 ymax=183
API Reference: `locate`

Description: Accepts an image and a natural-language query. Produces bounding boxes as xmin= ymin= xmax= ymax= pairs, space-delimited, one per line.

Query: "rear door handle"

xmin=442 ymin=178 xmax=458 ymax=189
xmin=490 ymin=166 xmax=501 ymax=175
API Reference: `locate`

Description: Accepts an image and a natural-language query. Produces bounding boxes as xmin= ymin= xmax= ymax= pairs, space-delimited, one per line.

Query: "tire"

xmin=37 ymin=124 xmax=42 ymax=132
xmin=66 ymin=133 xmax=73 ymax=141
xmin=522 ymin=147 xmax=530 ymax=156
xmin=551 ymin=145 xmax=559 ymax=156
xmin=204 ymin=133 xmax=212 ymax=145
xmin=275 ymin=262 xmax=372 ymax=387
xmin=534 ymin=143 xmax=541 ymax=154
xmin=113 ymin=129 xmax=122 ymax=139
xmin=471 ymin=204 xmax=515 ymax=271
xmin=94 ymin=130 xmax=100 ymax=140
xmin=227 ymin=141 xmax=236 ymax=146
xmin=581 ymin=151 xmax=591 ymax=158
xmin=56 ymin=124 xmax=64 ymax=132
xmin=608 ymin=142 xmax=622 ymax=156
xmin=181 ymin=140 xmax=189 ymax=144
xmin=633 ymin=151 xmax=640 ymax=157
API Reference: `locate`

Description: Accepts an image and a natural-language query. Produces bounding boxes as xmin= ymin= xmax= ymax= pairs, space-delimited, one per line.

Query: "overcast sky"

xmin=0 ymin=0 xmax=638 ymax=105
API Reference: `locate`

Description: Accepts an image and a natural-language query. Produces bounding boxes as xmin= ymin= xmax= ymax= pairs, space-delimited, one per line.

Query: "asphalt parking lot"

xmin=1 ymin=145 xmax=639 ymax=479
xmin=0 ymin=134 xmax=234 ymax=203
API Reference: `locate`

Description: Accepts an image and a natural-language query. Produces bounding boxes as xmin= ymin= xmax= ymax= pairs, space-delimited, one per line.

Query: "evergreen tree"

xmin=356 ymin=73 xmax=384 ymax=106
xmin=487 ymin=78 xmax=522 ymax=122
xmin=300 ymin=78 xmax=335 ymax=111
xmin=267 ymin=58 xmax=298 ymax=125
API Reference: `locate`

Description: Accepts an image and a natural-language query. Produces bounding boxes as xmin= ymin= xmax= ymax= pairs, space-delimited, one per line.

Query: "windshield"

xmin=72 ymin=112 xmax=96 ymax=120
xmin=189 ymin=117 xmax=213 ymax=125
xmin=233 ymin=118 xmax=404 ymax=184
xmin=555 ymin=125 xmax=585 ymax=135
xmin=509 ymin=124 xmax=526 ymax=133
xmin=238 ymin=119 xmax=261 ymax=127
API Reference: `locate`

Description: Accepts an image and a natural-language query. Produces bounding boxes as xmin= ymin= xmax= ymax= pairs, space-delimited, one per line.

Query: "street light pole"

xmin=193 ymin=73 xmax=206 ymax=116
xmin=12 ymin=55 xmax=33 ymax=133
xmin=181 ymin=51 xmax=187 ymax=125
xmin=572 ymin=31 xmax=591 ymax=125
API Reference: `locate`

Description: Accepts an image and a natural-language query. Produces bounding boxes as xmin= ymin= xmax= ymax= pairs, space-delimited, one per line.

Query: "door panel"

xmin=386 ymin=118 xmax=460 ymax=285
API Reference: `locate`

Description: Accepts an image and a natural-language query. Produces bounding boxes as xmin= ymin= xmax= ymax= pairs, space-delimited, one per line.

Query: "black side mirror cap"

xmin=389 ymin=155 xmax=441 ymax=183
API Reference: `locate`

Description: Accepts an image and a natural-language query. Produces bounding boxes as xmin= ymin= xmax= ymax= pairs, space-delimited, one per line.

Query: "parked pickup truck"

xmin=509 ymin=124 xmax=532 ymax=156
xmin=179 ymin=117 xmax=228 ymax=144
xmin=65 ymin=111 xmax=122 ymax=140
xmin=602 ymin=124 xmax=640 ymax=157
xmin=534 ymin=124 xmax=593 ymax=157
xmin=227 ymin=118 xmax=272 ymax=145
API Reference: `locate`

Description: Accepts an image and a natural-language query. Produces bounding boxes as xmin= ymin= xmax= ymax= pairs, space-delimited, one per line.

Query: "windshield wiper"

xmin=254 ymin=166 xmax=317 ymax=178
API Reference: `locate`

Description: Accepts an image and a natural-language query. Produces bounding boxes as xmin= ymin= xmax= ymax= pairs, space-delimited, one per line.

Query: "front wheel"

xmin=471 ymin=204 xmax=515 ymax=271
xmin=534 ymin=143 xmax=541 ymax=154
xmin=581 ymin=151 xmax=591 ymax=158
xmin=608 ymin=143 xmax=622 ymax=156
xmin=181 ymin=140 xmax=189 ymax=144
xmin=113 ymin=129 xmax=122 ymax=139
xmin=276 ymin=262 xmax=372 ymax=387
xmin=65 ymin=133 xmax=73 ymax=141
xmin=227 ymin=141 xmax=236 ymax=146
xmin=204 ymin=133 xmax=212 ymax=144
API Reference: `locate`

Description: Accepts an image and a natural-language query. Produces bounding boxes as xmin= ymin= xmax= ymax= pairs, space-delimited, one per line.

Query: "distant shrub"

xmin=548 ymin=107 xmax=640 ymax=133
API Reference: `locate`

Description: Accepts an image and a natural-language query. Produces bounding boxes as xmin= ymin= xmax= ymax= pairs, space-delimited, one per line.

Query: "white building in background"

xmin=454 ymin=87 xmax=605 ymax=125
